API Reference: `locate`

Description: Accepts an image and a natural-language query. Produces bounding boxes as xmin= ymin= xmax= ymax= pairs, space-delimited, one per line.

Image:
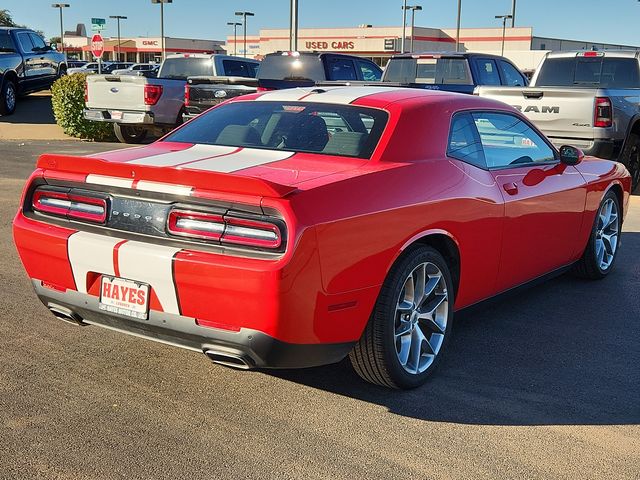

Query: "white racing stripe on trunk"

xmin=127 ymin=144 xmax=238 ymax=167
xmin=116 ymin=242 xmax=181 ymax=315
xmin=68 ymin=232 xmax=121 ymax=293
xmin=182 ymin=148 xmax=295 ymax=173
xmin=256 ymin=86 xmax=397 ymax=104
xmin=86 ymin=174 xmax=134 ymax=189
xmin=135 ymin=181 xmax=193 ymax=196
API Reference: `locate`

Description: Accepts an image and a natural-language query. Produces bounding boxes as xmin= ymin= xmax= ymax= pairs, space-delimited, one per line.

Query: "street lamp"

xmin=400 ymin=0 xmax=408 ymax=53
xmin=495 ymin=14 xmax=513 ymax=57
xmin=511 ymin=0 xmax=517 ymax=27
xmin=109 ymin=15 xmax=127 ymax=62
xmin=151 ymin=0 xmax=173 ymax=61
xmin=408 ymin=5 xmax=422 ymax=53
xmin=455 ymin=0 xmax=462 ymax=52
xmin=51 ymin=3 xmax=70 ymax=59
xmin=235 ymin=11 xmax=254 ymax=58
xmin=290 ymin=0 xmax=299 ymax=51
xmin=227 ymin=22 xmax=241 ymax=56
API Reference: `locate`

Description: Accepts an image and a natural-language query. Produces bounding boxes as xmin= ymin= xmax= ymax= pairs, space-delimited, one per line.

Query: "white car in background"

xmin=111 ymin=63 xmax=158 ymax=76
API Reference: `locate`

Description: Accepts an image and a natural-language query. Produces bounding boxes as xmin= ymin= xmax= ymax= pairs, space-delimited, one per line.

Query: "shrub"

xmin=50 ymin=73 xmax=115 ymax=141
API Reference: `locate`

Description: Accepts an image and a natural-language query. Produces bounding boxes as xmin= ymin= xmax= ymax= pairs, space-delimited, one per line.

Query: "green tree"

xmin=0 ymin=9 xmax=22 ymax=28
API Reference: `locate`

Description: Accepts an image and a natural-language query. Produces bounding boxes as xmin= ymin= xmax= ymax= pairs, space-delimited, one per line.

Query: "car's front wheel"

xmin=574 ymin=190 xmax=622 ymax=279
xmin=114 ymin=123 xmax=148 ymax=144
xmin=349 ymin=245 xmax=454 ymax=389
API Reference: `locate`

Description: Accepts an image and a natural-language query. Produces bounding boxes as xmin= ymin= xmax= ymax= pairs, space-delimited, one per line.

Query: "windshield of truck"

xmin=164 ymin=101 xmax=388 ymax=159
xmin=536 ymin=56 xmax=640 ymax=88
xmin=384 ymin=57 xmax=472 ymax=84
xmin=159 ymin=57 xmax=213 ymax=80
xmin=257 ymin=54 xmax=326 ymax=81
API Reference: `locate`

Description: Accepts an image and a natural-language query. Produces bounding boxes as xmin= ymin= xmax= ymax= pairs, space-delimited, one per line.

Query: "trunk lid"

xmin=85 ymin=75 xmax=150 ymax=111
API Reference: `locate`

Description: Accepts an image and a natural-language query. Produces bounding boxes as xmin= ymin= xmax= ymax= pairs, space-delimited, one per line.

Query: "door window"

xmin=472 ymin=112 xmax=556 ymax=169
xmin=29 ymin=33 xmax=47 ymax=51
xmin=357 ymin=59 xmax=382 ymax=81
xmin=499 ymin=60 xmax=526 ymax=86
xmin=447 ymin=113 xmax=486 ymax=168
xmin=16 ymin=33 xmax=34 ymax=53
xmin=476 ymin=59 xmax=501 ymax=85
xmin=327 ymin=57 xmax=358 ymax=81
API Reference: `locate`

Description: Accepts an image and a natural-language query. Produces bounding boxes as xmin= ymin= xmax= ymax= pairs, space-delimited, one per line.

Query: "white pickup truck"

xmin=477 ymin=50 xmax=640 ymax=191
xmin=84 ymin=53 xmax=260 ymax=143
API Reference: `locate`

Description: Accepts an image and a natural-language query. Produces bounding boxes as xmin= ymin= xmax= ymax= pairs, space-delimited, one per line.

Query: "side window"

xmin=16 ymin=33 xmax=34 ymax=53
xmin=357 ymin=60 xmax=381 ymax=81
xmin=0 ymin=31 xmax=16 ymax=51
xmin=472 ymin=112 xmax=556 ymax=169
xmin=476 ymin=59 xmax=501 ymax=86
xmin=327 ymin=57 xmax=358 ymax=81
xmin=245 ymin=62 xmax=259 ymax=77
xmin=447 ymin=112 xmax=486 ymax=169
xmin=222 ymin=59 xmax=247 ymax=77
xmin=29 ymin=33 xmax=47 ymax=51
xmin=499 ymin=60 xmax=526 ymax=86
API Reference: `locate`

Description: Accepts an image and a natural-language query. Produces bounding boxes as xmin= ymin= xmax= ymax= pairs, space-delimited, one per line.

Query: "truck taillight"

xmin=167 ymin=209 xmax=283 ymax=249
xmin=594 ymin=97 xmax=612 ymax=128
xmin=144 ymin=85 xmax=163 ymax=105
xmin=257 ymin=86 xmax=275 ymax=92
xmin=32 ymin=188 xmax=107 ymax=224
xmin=184 ymin=83 xmax=190 ymax=107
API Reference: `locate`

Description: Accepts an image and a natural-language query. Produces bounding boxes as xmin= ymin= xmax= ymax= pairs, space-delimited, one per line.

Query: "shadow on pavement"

xmin=0 ymin=93 xmax=56 ymax=124
xmin=269 ymin=232 xmax=640 ymax=426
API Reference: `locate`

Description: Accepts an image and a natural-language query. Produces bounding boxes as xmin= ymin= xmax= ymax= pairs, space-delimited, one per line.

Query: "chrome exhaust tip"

xmin=47 ymin=303 xmax=87 ymax=326
xmin=204 ymin=349 xmax=253 ymax=370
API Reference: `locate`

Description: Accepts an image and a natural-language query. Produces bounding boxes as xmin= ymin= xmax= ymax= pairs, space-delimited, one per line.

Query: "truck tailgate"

xmin=477 ymin=86 xmax=599 ymax=143
xmin=86 ymin=75 xmax=149 ymax=111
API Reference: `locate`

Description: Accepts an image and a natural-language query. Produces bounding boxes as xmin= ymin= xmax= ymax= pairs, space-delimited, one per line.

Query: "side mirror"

xmin=559 ymin=145 xmax=584 ymax=166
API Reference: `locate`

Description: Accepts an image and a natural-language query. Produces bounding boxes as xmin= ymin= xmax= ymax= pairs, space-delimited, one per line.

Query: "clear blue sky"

xmin=3 ymin=0 xmax=640 ymax=46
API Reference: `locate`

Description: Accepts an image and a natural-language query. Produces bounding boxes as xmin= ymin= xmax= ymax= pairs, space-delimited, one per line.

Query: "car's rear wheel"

xmin=0 ymin=79 xmax=17 ymax=116
xmin=349 ymin=245 xmax=454 ymax=389
xmin=574 ymin=190 xmax=621 ymax=279
xmin=620 ymin=134 xmax=640 ymax=193
xmin=114 ymin=123 xmax=148 ymax=144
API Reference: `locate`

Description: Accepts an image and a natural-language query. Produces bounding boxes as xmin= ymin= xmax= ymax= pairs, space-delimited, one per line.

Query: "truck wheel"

xmin=620 ymin=133 xmax=640 ymax=192
xmin=0 ymin=79 xmax=17 ymax=116
xmin=114 ymin=124 xmax=148 ymax=144
xmin=349 ymin=245 xmax=454 ymax=389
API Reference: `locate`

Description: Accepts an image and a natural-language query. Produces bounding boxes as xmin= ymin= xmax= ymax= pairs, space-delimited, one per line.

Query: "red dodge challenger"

xmin=13 ymin=87 xmax=631 ymax=388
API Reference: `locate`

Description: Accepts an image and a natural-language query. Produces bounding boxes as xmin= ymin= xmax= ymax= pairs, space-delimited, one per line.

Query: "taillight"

xmin=144 ymin=84 xmax=163 ymax=105
xmin=84 ymin=81 xmax=89 ymax=103
xmin=257 ymin=86 xmax=275 ymax=92
xmin=594 ymin=97 xmax=612 ymax=128
xmin=167 ymin=209 xmax=283 ymax=249
xmin=184 ymin=83 xmax=190 ymax=107
xmin=32 ymin=188 xmax=107 ymax=224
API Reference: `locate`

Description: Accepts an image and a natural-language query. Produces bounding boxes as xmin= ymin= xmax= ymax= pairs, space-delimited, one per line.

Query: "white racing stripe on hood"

xmin=256 ymin=86 xmax=396 ymax=104
xmin=182 ymin=148 xmax=295 ymax=173
xmin=128 ymin=144 xmax=238 ymax=167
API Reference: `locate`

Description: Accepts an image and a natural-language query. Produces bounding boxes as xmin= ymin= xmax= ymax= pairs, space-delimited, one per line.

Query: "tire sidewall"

xmin=585 ymin=190 xmax=621 ymax=277
xmin=621 ymin=134 xmax=640 ymax=192
xmin=1 ymin=80 xmax=17 ymax=115
xmin=378 ymin=246 xmax=455 ymax=389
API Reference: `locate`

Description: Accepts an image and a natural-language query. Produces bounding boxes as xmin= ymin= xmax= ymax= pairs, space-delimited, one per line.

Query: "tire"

xmin=573 ymin=190 xmax=621 ymax=280
xmin=0 ymin=79 xmax=17 ymax=116
xmin=349 ymin=245 xmax=454 ymax=389
xmin=620 ymin=133 xmax=640 ymax=193
xmin=114 ymin=123 xmax=148 ymax=144
xmin=58 ymin=66 xmax=67 ymax=79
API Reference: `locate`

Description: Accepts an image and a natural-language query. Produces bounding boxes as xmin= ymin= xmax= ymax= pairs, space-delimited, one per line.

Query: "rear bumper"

xmin=34 ymin=280 xmax=354 ymax=369
xmin=84 ymin=108 xmax=155 ymax=125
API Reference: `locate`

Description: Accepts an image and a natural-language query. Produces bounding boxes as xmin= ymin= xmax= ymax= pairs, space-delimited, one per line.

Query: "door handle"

xmin=503 ymin=182 xmax=519 ymax=195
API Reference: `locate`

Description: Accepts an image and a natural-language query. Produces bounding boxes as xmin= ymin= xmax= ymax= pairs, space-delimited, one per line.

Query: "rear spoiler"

xmin=36 ymin=154 xmax=297 ymax=198
xmin=187 ymin=76 xmax=259 ymax=86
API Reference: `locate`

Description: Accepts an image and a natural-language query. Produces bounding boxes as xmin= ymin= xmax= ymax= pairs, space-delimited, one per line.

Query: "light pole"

xmin=400 ymin=0 xmax=408 ymax=53
xmin=495 ymin=14 xmax=513 ymax=57
xmin=511 ymin=0 xmax=516 ymax=27
xmin=408 ymin=5 xmax=422 ymax=53
xmin=235 ymin=11 xmax=254 ymax=58
xmin=151 ymin=0 xmax=173 ymax=61
xmin=109 ymin=15 xmax=127 ymax=62
xmin=290 ymin=0 xmax=298 ymax=51
xmin=51 ymin=3 xmax=70 ymax=59
xmin=455 ymin=0 xmax=462 ymax=52
xmin=227 ymin=22 xmax=241 ymax=56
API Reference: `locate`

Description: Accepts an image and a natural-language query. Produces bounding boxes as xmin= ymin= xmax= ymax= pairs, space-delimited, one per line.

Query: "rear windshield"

xmin=384 ymin=57 xmax=472 ymax=84
xmin=164 ymin=101 xmax=388 ymax=159
xmin=536 ymin=56 xmax=640 ymax=88
xmin=159 ymin=57 xmax=213 ymax=80
xmin=257 ymin=55 xmax=326 ymax=81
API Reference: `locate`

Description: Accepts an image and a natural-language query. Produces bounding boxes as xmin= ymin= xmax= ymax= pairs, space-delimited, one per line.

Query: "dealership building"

xmin=226 ymin=25 xmax=640 ymax=71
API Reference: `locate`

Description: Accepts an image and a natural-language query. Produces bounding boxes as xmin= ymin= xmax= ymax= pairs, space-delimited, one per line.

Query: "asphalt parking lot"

xmin=0 ymin=140 xmax=638 ymax=479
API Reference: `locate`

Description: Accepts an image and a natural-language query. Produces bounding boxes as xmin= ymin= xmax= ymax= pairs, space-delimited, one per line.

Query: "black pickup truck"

xmin=0 ymin=27 xmax=67 ymax=115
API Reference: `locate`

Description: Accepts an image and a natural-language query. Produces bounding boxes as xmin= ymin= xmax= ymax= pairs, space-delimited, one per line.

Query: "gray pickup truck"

xmin=477 ymin=50 xmax=640 ymax=190
xmin=84 ymin=53 xmax=258 ymax=143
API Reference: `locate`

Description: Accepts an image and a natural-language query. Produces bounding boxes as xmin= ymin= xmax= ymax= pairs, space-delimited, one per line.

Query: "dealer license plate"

xmin=110 ymin=110 xmax=123 ymax=120
xmin=99 ymin=276 xmax=150 ymax=320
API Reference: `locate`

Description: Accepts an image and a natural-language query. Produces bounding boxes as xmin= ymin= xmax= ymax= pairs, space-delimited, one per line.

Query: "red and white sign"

xmin=99 ymin=275 xmax=150 ymax=319
xmin=91 ymin=33 xmax=104 ymax=59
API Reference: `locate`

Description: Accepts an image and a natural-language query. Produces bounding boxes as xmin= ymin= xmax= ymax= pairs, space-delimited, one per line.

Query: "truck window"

xmin=385 ymin=57 xmax=472 ymax=84
xmin=0 ymin=31 xmax=15 ymax=52
xmin=29 ymin=33 xmax=47 ymax=51
xmin=327 ymin=57 xmax=358 ymax=81
xmin=159 ymin=57 xmax=214 ymax=80
xmin=245 ymin=62 xmax=259 ymax=77
xmin=475 ymin=59 xmax=501 ymax=86
xmin=499 ymin=60 xmax=526 ymax=86
xmin=257 ymin=55 xmax=326 ymax=81
xmin=222 ymin=59 xmax=258 ymax=77
xmin=16 ymin=32 xmax=34 ymax=53
xmin=357 ymin=59 xmax=382 ymax=81
xmin=536 ymin=56 xmax=640 ymax=88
